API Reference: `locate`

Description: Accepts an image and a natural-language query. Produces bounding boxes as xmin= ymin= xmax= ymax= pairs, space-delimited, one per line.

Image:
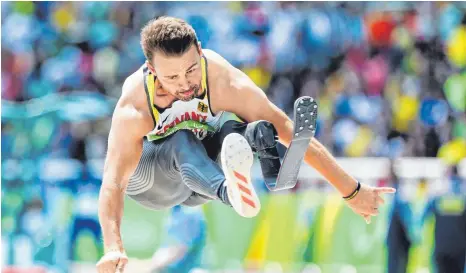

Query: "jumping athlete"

xmin=96 ymin=16 xmax=396 ymax=273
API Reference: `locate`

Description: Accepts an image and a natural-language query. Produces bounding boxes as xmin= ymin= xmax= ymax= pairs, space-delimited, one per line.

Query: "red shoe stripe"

xmin=234 ymin=171 xmax=248 ymax=184
xmin=241 ymin=195 xmax=256 ymax=208
xmin=237 ymin=183 xmax=252 ymax=196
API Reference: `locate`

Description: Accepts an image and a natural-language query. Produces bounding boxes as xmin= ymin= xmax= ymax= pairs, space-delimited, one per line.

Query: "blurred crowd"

xmin=2 ymin=2 xmax=466 ymax=162
xmin=1 ymin=1 xmax=466 ymax=272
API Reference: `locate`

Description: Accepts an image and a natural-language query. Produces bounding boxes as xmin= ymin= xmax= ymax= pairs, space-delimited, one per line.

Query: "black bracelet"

xmin=343 ymin=181 xmax=361 ymax=201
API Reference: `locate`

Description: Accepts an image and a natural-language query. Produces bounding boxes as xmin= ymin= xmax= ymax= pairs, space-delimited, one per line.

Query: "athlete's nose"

xmin=178 ymin=76 xmax=190 ymax=90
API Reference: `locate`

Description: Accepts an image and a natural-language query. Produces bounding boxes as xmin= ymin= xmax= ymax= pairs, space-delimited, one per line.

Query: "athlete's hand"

xmin=96 ymin=250 xmax=128 ymax=273
xmin=345 ymin=183 xmax=396 ymax=224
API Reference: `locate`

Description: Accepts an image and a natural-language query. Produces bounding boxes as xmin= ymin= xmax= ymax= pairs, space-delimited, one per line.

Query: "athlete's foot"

xmin=221 ymin=133 xmax=261 ymax=218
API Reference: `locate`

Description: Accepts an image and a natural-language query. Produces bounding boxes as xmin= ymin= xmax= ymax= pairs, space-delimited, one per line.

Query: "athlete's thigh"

xmin=126 ymin=138 xmax=192 ymax=210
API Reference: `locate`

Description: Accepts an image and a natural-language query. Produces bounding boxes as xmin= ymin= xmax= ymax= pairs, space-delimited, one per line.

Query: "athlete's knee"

xmin=179 ymin=161 xmax=224 ymax=199
xmin=244 ymin=120 xmax=278 ymax=152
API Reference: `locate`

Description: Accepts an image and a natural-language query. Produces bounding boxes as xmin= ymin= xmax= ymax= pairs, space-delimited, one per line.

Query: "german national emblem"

xmin=198 ymin=102 xmax=208 ymax=113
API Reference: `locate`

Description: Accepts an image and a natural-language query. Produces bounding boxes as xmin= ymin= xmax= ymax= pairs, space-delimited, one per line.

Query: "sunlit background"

xmin=2 ymin=2 xmax=466 ymax=273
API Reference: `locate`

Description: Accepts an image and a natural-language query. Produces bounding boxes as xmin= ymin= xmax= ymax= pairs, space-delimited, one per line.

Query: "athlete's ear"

xmin=197 ymin=42 xmax=202 ymax=55
xmin=146 ymin=61 xmax=156 ymax=75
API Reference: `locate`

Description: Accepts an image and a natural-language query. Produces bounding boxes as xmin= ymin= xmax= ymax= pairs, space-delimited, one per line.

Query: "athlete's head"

xmin=141 ymin=16 xmax=202 ymax=101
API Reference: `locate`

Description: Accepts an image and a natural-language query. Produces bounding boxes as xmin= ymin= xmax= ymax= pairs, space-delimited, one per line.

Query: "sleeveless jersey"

xmin=143 ymin=56 xmax=233 ymax=141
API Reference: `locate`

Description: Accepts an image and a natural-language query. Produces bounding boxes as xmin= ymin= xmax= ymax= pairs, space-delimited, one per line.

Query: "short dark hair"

xmin=140 ymin=16 xmax=198 ymax=62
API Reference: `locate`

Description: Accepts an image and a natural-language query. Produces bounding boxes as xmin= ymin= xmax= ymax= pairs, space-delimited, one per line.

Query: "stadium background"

xmin=2 ymin=1 xmax=466 ymax=272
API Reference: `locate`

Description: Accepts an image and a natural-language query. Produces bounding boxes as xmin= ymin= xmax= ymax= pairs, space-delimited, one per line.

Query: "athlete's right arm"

xmin=98 ymin=97 xmax=150 ymax=254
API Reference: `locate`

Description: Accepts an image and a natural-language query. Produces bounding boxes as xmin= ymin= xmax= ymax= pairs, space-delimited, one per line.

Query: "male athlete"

xmin=97 ymin=16 xmax=395 ymax=272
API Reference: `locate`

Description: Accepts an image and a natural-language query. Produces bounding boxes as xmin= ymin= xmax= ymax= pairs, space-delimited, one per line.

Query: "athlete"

xmin=96 ymin=16 xmax=395 ymax=273
xmin=420 ymin=166 xmax=466 ymax=273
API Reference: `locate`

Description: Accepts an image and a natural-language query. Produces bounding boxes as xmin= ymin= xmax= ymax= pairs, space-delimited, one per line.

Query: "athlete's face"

xmin=149 ymin=44 xmax=203 ymax=102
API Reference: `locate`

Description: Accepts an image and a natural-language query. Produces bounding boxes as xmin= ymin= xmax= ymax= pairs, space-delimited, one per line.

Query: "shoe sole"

xmin=273 ymin=96 xmax=318 ymax=191
xmin=221 ymin=133 xmax=261 ymax=218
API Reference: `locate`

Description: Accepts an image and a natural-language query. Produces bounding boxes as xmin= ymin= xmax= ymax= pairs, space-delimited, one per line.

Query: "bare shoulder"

xmin=204 ymin=49 xmax=256 ymax=88
xmin=202 ymin=49 xmax=279 ymax=123
xmin=203 ymin=49 xmax=243 ymax=80
xmin=203 ymin=49 xmax=231 ymax=67
xmin=202 ymin=49 xmax=252 ymax=111
xmin=120 ymin=65 xmax=146 ymax=103
xmin=112 ymin=66 xmax=153 ymax=137
xmin=202 ymin=49 xmax=229 ymax=83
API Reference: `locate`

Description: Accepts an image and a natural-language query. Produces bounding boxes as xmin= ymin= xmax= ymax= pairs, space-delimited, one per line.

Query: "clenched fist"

xmin=345 ymin=183 xmax=396 ymax=224
xmin=96 ymin=250 xmax=128 ymax=273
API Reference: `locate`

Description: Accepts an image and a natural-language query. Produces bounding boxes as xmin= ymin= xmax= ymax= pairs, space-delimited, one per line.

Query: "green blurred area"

xmin=113 ymin=191 xmax=436 ymax=273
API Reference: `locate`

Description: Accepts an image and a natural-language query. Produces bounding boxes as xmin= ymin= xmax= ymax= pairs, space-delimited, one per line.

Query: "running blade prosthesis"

xmin=268 ymin=96 xmax=318 ymax=191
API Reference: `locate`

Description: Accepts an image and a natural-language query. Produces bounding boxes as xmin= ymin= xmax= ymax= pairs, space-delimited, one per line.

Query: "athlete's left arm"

xmin=221 ymin=68 xmax=395 ymax=223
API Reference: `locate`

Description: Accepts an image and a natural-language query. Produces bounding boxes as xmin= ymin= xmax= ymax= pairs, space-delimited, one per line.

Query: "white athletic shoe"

xmin=221 ymin=133 xmax=261 ymax=218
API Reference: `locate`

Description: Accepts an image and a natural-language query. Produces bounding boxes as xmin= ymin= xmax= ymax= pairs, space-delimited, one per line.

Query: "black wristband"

xmin=343 ymin=181 xmax=361 ymax=201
